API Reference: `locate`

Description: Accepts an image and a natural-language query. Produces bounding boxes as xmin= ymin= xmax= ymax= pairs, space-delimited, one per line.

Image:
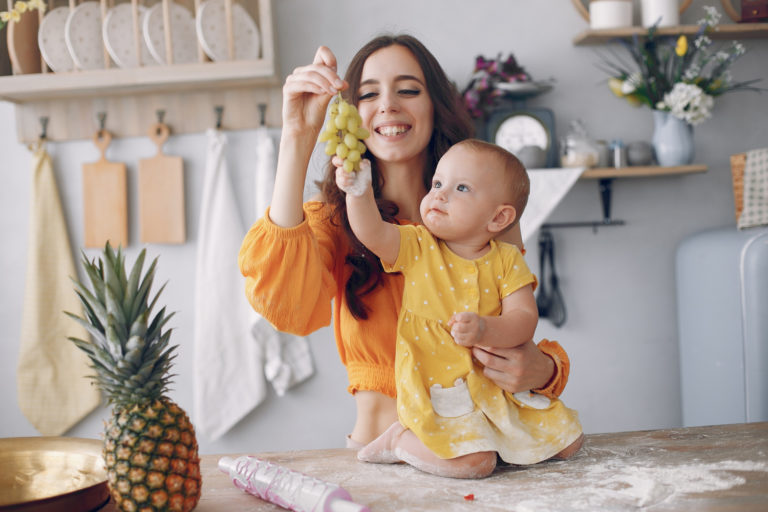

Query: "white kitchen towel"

xmin=521 ymin=167 xmax=584 ymax=244
xmin=253 ymin=126 xmax=314 ymax=396
xmin=737 ymin=148 xmax=768 ymax=230
xmin=193 ymin=129 xmax=270 ymax=440
xmin=18 ymin=142 xmax=100 ymax=435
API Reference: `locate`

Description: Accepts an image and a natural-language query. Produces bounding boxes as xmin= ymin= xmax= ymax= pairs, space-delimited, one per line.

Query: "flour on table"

xmin=513 ymin=459 xmax=768 ymax=511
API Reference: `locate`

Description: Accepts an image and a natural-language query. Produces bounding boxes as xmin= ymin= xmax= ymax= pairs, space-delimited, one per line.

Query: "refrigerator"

xmin=676 ymin=226 xmax=768 ymax=427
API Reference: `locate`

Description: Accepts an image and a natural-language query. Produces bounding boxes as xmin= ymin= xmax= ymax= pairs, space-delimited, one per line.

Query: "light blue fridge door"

xmin=676 ymin=226 xmax=768 ymax=427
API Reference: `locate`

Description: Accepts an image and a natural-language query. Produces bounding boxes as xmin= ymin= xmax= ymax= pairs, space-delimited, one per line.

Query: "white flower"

xmin=698 ymin=5 xmax=721 ymax=27
xmin=621 ymin=80 xmax=636 ymax=95
xmin=661 ymin=83 xmax=714 ymax=126
xmin=683 ymin=64 xmax=701 ymax=81
xmin=695 ymin=35 xmax=712 ymax=49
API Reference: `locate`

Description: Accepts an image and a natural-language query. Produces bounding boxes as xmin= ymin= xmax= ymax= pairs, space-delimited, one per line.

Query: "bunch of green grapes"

xmin=319 ymin=94 xmax=370 ymax=172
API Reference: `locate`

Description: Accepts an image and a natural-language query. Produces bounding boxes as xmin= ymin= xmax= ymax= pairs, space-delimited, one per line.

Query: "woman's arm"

xmin=270 ymin=46 xmax=346 ymax=227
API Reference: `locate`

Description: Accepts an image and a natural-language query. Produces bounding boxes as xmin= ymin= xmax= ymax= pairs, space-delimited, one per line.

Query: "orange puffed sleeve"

xmin=533 ymin=339 xmax=570 ymax=399
xmin=238 ymin=203 xmax=341 ymax=336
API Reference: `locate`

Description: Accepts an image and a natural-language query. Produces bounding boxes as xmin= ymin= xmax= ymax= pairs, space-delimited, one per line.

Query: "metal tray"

xmin=0 ymin=437 xmax=109 ymax=512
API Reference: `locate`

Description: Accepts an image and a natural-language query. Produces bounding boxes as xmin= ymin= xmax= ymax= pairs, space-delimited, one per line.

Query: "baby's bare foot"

xmin=356 ymin=421 xmax=406 ymax=464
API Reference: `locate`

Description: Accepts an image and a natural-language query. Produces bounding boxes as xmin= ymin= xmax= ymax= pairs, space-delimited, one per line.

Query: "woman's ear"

xmin=488 ymin=205 xmax=517 ymax=233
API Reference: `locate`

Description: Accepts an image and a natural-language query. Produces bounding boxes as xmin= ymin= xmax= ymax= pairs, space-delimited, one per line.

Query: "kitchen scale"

xmin=480 ymin=81 xmax=559 ymax=168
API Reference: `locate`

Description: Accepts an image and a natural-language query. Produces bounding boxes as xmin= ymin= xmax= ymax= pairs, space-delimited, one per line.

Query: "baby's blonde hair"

xmin=452 ymin=139 xmax=530 ymax=227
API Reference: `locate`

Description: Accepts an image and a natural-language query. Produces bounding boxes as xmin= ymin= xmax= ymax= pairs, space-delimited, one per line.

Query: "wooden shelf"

xmin=0 ymin=0 xmax=280 ymax=143
xmin=0 ymin=60 xmax=278 ymax=103
xmin=581 ymin=164 xmax=707 ymax=179
xmin=573 ymin=23 xmax=768 ymax=45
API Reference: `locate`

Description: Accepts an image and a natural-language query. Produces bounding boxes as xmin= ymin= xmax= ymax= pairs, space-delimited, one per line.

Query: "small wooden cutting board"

xmin=138 ymin=123 xmax=186 ymax=244
xmin=7 ymin=9 xmax=42 ymax=75
xmin=82 ymin=130 xmax=128 ymax=248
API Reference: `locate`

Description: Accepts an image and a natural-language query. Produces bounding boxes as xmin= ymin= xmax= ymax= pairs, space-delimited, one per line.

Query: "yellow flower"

xmin=0 ymin=11 xmax=11 ymax=22
xmin=26 ymin=0 xmax=46 ymax=13
xmin=675 ymin=35 xmax=688 ymax=57
xmin=608 ymin=77 xmax=625 ymax=97
xmin=14 ymin=1 xmax=28 ymax=13
xmin=624 ymin=94 xmax=643 ymax=107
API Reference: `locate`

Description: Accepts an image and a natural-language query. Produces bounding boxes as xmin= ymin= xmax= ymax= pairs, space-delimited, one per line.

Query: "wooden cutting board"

xmin=0 ymin=27 xmax=12 ymax=76
xmin=82 ymin=130 xmax=128 ymax=248
xmin=7 ymin=9 xmax=41 ymax=75
xmin=138 ymin=122 xmax=186 ymax=244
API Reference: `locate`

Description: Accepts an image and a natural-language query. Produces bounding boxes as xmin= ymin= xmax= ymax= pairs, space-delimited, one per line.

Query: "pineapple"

xmin=67 ymin=243 xmax=201 ymax=512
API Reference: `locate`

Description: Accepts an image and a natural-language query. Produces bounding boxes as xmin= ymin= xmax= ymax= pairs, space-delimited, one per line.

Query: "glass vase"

xmin=652 ymin=110 xmax=694 ymax=167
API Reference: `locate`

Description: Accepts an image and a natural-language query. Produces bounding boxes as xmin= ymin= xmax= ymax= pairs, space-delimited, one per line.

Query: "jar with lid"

xmin=560 ymin=120 xmax=599 ymax=168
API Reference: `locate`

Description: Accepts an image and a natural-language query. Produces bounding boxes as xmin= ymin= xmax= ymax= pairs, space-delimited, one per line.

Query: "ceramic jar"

xmin=590 ymin=0 xmax=633 ymax=29
xmin=641 ymin=0 xmax=693 ymax=27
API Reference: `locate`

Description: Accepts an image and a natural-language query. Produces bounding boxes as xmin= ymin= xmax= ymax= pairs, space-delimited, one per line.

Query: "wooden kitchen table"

xmin=99 ymin=422 xmax=768 ymax=511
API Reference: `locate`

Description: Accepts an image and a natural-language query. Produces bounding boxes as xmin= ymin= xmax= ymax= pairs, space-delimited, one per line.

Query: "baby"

xmin=336 ymin=139 xmax=583 ymax=478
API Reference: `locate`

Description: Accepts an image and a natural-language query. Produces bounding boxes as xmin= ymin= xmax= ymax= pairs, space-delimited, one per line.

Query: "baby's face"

xmin=420 ymin=145 xmax=508 ymax=242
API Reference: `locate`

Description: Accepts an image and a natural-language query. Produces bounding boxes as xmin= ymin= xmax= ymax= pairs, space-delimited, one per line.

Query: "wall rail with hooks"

xmin=0 ymin=0 xmax=280 ymax=142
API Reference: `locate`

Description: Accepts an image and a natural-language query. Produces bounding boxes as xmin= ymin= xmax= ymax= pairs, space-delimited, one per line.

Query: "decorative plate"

xmin=64 ymin=2 xmax=106 ymax=70
xmin=195 ymin=0 xmax=260 ymax=61
xmin=38 ymin=6 xmax=75 ymax=73
xmin=0 ymin=437 xmax=108 ymax=512
xmin=142 ymin=2 xmax=198 ymax=65
xmin=495 ymin=80 xmax=554 ymax=99
xmin=103 ymin=4 xmax=156 ymax=68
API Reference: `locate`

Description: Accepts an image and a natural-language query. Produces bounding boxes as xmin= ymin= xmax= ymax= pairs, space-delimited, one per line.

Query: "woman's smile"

xmin=375 ymin=124 xmax=411 ymax=137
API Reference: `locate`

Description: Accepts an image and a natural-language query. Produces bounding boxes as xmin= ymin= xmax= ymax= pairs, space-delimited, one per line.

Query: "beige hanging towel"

xmin=18 ymin=143 xmax=101 ymax=435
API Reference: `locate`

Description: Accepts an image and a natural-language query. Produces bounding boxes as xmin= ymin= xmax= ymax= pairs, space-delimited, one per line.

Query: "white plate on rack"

xmin=64 ymin=2 xmax=106 ymax=70
xmin=195 ymin=0 xmax=260 ymax=61
xmin=38 ymin=6 xmax=75 ymax=72
xmin=142 ymin=2 xmax=197 ymax=65
xmin=103 ymin=4 xmax=156 ymax=68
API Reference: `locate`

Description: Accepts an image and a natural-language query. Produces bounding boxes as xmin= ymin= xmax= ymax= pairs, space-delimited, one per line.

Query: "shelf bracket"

xmin=542 ymin=178 xmax=626 ymax=233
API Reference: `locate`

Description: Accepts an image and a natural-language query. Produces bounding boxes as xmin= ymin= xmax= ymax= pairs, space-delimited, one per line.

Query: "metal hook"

xmin=97 ymin=112 xmax=107 ymax=133
xmin=214 ymin=106 xmax=224 ymax=129
xmin=156 ymin=109 xmax=166 ymax=124
xmin=258 ymin=103 xmax=267 ymax=127
xmin=39 ymin=117 xmax=49 ymax=140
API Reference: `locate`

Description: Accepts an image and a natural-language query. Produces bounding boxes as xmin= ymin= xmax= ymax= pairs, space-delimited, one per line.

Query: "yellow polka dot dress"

xmin=382 ymin=225 xmax=582 ymax=464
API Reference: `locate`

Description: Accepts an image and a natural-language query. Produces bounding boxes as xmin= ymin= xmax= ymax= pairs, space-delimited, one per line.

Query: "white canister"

xmin=641 ymin=0 xmax=679 ymax=27
xmin=589 ymin=0 xmax=633 ymax=29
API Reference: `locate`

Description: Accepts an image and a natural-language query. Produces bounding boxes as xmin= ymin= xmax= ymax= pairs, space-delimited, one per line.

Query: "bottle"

xmin=219 ymin=456 xmax=370 ymax=512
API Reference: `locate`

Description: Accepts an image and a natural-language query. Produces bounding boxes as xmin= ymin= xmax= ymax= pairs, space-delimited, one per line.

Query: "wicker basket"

xmin=731 ymin=153 xmax=746 ymax=221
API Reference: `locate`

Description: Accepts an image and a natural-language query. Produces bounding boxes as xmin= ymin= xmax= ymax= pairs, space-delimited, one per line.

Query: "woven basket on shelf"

xmin=731 ymin=153 xmax=746 ymax=221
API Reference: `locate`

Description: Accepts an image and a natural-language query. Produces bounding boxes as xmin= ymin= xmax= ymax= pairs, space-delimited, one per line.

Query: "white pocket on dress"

xmin=430 ymin=378 xmax=474 ymax=417
xmin=513 ymin=390 xmax=551 ymax=409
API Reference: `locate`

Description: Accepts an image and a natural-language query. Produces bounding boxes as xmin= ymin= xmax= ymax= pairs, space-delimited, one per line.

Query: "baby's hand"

xmin=335 ymin=158 xmax=371 ymax=197
xmin=448 ymin=312 xmax=485 ymax=347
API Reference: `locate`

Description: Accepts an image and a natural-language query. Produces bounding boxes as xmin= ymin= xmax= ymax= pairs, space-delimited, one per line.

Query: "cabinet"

xmin=0 ymin=0 xmax=280 ymax=142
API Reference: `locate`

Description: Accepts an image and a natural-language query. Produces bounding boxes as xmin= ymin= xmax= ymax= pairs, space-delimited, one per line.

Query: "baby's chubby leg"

xmin=357 ymin=421 xmax=497 ymax=479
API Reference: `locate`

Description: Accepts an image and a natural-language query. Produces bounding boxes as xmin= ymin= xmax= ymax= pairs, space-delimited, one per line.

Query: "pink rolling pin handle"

xmin=218 ymin=456 xmax=370 ymax=512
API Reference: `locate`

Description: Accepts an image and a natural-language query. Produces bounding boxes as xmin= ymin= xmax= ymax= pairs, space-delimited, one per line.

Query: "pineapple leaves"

xmin=67 ymin=242 xmax=178 ymax=405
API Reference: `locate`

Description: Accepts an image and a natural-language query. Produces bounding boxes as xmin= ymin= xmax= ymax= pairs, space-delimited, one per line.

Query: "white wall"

xmin=2 ymin=1 xmax=766 ymax=454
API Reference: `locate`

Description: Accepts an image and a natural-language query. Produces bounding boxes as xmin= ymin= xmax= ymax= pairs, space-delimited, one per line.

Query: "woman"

xmin=239 ymin=34 xmax=571 ymax=448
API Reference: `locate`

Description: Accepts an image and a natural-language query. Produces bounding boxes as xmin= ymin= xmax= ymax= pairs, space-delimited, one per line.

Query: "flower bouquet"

xmin=461 ymin=54 xmax=534 ymax=119
xmin=600 ymin=6 xmax=761 ymax=126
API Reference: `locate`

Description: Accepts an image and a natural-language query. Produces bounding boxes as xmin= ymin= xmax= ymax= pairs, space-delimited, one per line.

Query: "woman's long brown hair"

xmin=319 ymin=34 xmax=474 ymax=319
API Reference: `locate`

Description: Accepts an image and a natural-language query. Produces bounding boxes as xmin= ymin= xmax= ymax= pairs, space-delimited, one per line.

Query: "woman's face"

xmin=356 ymin=44 xmax=434 ymax=168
